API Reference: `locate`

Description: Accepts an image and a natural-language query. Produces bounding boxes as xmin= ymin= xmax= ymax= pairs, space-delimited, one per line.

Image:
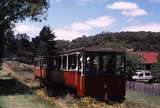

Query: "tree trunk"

xmin=0 ymin=27 xmax=4 ymax=67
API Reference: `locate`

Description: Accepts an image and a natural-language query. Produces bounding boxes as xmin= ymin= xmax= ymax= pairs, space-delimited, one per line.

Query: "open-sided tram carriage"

xmin=34 ymin=46 xmax=126 ymax=100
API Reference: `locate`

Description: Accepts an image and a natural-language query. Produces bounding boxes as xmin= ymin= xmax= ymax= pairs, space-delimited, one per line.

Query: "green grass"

xmin=0 ymin=70 xmax=57 ymax=108
xmin=126 ymin=90 xmax=160 ymax=108
xmin=0 ymin=94 xmax=57 ymax=108
xmin=1 ymin=65 xmax=160 ymax=108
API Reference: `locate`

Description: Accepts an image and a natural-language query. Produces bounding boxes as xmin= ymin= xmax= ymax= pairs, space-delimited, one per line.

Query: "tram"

xmin=34 ymin=46 xmax=126 ymax=100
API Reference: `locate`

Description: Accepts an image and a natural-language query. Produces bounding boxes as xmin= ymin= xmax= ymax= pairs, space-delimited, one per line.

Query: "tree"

xmin=125 ymin=53 xmax=140 ymax=80
xmin=35 ymin=26 xmax=57 ymax=84
xmin=15 ymin=33 xmax=33 ymax=63
xmin=56 ymin=40 xmax=70 ymax=51
xmin=0 ymin=0 xmax=49 ymax=67
xmin=4 ymin=29 xmax=16 ymax=58
xmin=100 ymin=41 xmax=130 ymax=50
xmin=36 ymin=26 xmax=57 ymax=57
xmin=151 ymin=57 xmax=160 ymax=82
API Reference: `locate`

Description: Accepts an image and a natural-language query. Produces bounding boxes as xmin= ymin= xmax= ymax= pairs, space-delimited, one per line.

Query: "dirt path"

xmin=0 ymin=71 xmax=57 ymax=108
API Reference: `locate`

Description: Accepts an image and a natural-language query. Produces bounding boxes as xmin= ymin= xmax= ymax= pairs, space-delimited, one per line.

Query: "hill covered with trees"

xmin=57 ymin=31 xmax=160 ymax=52
xmin=3 ymin=31 xmax=160 ymax=64
xmin=2 ymin=30 xmax=160 ymax=80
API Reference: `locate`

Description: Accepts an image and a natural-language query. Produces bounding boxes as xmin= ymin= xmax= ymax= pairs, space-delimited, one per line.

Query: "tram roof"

xmin=34 ymin=46 xmax=125 ymax=60
xmin=61 ymin=46 xmax=125 ymax=54
xmin=34 ymin=56 xmax=47 ymax=60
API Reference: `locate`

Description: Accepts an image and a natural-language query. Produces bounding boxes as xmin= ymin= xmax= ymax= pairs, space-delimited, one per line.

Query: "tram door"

xmin=45 ymin=58 xmax=54 ymax=85
xmin=75 ymin=53 xmax=85 ymax=96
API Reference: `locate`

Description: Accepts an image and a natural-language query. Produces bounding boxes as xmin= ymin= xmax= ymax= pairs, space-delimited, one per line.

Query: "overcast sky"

xmin=14 ymin=0 xmax=160 ymax=40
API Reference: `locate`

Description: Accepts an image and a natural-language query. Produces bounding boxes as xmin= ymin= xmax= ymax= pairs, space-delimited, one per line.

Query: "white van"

xmin=132 ymin=70 xmax=153 ymax=82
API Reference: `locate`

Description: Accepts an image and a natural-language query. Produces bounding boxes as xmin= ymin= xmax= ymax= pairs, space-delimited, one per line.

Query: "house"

xmin=132 ymin=52 xmax=159 ymax=70
xmin=131 ymin=52 xmax=159 ymax=82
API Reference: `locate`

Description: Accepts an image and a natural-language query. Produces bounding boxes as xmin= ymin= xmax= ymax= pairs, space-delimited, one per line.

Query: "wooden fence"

xmin=126 ymin=81 xmax=160 ymax=96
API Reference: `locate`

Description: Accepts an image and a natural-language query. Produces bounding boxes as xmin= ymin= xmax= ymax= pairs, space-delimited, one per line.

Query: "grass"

xmin=126 ymin=90 xmax=160 ymax=108
xmin=0 ymin=94 xmax=57 ymax=108
xmin=1 ymin=61 xmax=160 ymax=108
xmin=35 ymin=88 xmax=155 ymax=108
xmin=0 ymin=70 xmax=57 ymax=108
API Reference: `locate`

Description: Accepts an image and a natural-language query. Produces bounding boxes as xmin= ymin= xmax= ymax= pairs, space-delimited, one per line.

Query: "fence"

xmin=126 ymin=81 xmax=160 ymax=96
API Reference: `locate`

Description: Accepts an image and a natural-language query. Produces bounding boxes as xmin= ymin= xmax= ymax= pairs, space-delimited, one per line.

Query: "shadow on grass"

xmin=0 ymin=77 xmax=32 ymax=96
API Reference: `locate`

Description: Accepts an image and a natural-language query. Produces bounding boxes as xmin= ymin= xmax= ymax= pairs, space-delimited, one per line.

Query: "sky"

xmin=14 ymin=0 xmax=160 ymax=40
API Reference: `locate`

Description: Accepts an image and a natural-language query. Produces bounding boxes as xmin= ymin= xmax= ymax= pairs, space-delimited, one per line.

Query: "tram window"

xmin=39 ymin=60 xmax=41 ymax=66
xmin=53 ymin=58 xmax=57 ymax=68
xmin=40 ymin=60 xmax=42 ymax=67
xmin=78 ymin=55 xmax=82 ymax=71
xmin=93 ymin=56 xmax=99 ymax=72
xmin=116 ymin=54 xmax=124 ymax=75
xmin=57 ymin=57 xmax=61 ymax=70
xmin=63 ymin=56 xmax=67 ymax=69
xmin=53 ymin=59 xmax=56 ymax=66
xmin=86 ymin=56 xmax=91 ymax=72
xmin=84 ymin=53 xmax=125 ymax=75
xmin=37 ymin=60 xmax=38 ymax=66
xmin=102 ymin=55 xmax=110 ymax=72
xmin=46 ymin=59 xmax=48 ymax=67
xmin=34 ymin=60 xmax=37 ymax=67
xmin=85 ymin=54 xmax=99 ymax=73
xmin=41 ymin=59 xmax=43 ymax=65
xmin=116 ymin=55 xmax=121 ymax=67
xmin=53 ymin=57 xmax=61 ymax=70
xmin=37 ymin=60 xmax=39 ymax=66
xmin=35 ymin=60 xmax=38 ymax=66
xmin=68 ymin=54 xmax=77 ymax=70
xmin=43 ymin=59 xmax=47 ymax=67
xmin=102 ymin=54 xmax=116 ymax=73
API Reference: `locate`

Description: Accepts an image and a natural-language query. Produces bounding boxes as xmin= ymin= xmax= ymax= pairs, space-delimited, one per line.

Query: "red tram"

xmin=34 ymin=46 xmax=126 ymax=100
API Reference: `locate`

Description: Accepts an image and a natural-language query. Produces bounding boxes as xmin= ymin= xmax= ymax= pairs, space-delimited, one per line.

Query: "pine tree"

xmin=36 ymin=26 xmax=57 ymax=57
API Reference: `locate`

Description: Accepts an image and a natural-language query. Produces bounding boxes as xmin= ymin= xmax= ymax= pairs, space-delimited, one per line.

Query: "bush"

xmin=125 ymin=53 xmax=140 ymax=80
xmin=151 ymin=61 xmax=160 ymax=83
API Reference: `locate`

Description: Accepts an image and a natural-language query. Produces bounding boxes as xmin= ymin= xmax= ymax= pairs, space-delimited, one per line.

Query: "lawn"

xmin=1 ymin=61 xmax=160 ymax=108
xmin=126 ymin=90 xmax=160 ymax=108
xmin=0 ymin=70 xmax=159 ymax=108
xmin=0 ymin=70 xmax=57 ymax=108
xmin=0 ymin=94 xmax=55 ymax=108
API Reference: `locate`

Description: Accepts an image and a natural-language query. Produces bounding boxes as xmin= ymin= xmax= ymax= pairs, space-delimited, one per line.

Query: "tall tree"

xmin=36 ymin=26 xmax=57 ymax=83
xmin=4 ymin=29 xmax=16 ymax=58
xmin=36 ymin=26 xmax=57 ymax=57
xmin=15 ymin=33 xmax=33 ymax=63
xmin=0 ymin=0 xmax=49 ymax=67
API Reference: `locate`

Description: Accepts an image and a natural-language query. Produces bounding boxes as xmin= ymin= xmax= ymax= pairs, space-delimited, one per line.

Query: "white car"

xmin=132 ymin=70 xmax=153 ymax=82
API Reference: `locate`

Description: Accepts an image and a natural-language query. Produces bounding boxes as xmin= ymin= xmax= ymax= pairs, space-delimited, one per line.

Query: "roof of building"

xmin=132 ymin=52 xmax=159 ymax=64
